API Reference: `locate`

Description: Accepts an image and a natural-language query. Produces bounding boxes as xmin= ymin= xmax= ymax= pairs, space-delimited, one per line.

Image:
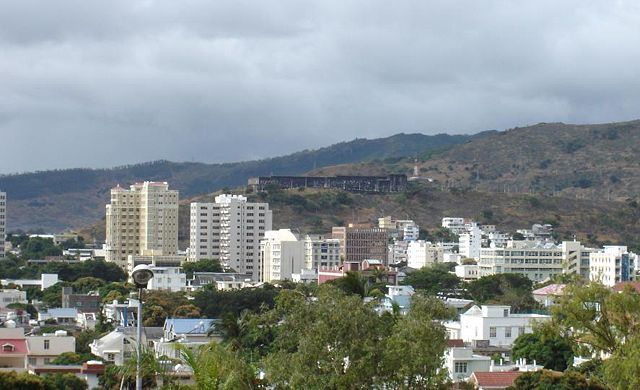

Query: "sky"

xmin=1 ymin=1 xmax=640 ymax=174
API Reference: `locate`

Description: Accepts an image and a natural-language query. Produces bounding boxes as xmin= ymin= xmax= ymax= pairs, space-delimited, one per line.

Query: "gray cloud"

xmin=1 ymin=1 xmax=640 ymax=173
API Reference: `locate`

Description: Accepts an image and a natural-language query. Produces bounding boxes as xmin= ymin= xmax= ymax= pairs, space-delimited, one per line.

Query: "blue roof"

xmin=47 ymin=308 xmax=78 ymax=317
xmin=164 ymin=318 xmax=216 ymax=334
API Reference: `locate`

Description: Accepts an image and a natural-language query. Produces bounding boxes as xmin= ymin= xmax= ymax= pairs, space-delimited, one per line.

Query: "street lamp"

xmin=131 ymin=264 xmax=154 ymax=390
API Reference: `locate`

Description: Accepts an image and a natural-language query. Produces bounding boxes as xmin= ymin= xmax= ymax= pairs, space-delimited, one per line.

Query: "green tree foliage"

xmin=511 ymin=323 xmax=574 ymax=371
xmin=178 ymin=342 xmax=257 ymax=389
xmin=467 ymin=273 xmax=539 ymax=312
xmin=42 ymin=374 xmax=88 ymax=390
xmin=51 ymin=351 xmax=100 ymax=365
xmin=402 ymin=263 xmax=462 ymax=296
xmin=193 ymin=285 xmax=280 ymax=319
xmin=75 ymin=329 xmax=104 ymax=354
xmin=0 ymin=371 xmax=87 ymax=390
xmin=6 ymin=302 xmax=38 ymax=318
xmin=182 ymin=259 xmax=223 ymax=278
xmin=21 ymin=237 xmax=62 ymax=259
xmin=173 ymin=304 xmax=202 ymax=318
xmin=507 ymin=369 xmax=606 ymax=390
xmin=142 ymin=290 xmax=191 ymax=326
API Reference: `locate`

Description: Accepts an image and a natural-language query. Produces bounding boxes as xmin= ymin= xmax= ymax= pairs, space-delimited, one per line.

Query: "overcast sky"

xmin=1 ymin=1 xmax=639 ymax=174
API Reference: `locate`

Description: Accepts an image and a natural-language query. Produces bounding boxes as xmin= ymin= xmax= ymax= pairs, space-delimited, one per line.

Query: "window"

xmin=505 ymin=327 xmax=512 ymax=338
xmin=518 ymin=326 xmax=525 ymax=336
xmin=503 ymin=309 xmax=509 ymax=317
xmin=107 ymin=353 xmax=115 ymax=361
xmin=489 ymin=327 xmax=497 ymax=338
xmin=454 ymin=362 xmax=468 ymax=373
xmin=44 ymin=340 xmax=50 ymax=350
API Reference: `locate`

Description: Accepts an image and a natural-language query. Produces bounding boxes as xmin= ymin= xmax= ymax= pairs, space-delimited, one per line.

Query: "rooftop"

xmin=471 ymin=371 xmax=522 ymax=388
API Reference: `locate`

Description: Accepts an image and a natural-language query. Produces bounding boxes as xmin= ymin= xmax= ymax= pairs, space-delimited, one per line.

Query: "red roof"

xmin=471 ymin=371 xmax=522 ymax=388
xmin=613 ymin=281 xmax=640 ymax=293
xmin=447 ymin=339 xmax=465 ymax=348
xmin=0 ymin=339 xmax=28 ymax=355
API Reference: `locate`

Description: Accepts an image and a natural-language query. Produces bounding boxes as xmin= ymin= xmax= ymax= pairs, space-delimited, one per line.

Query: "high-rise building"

xmin=303 ymin=235 xmax=341 ymax=270
xmin=189 ymin=195 xmax=272 ymax=280
xmin=332 ymin=225 xmax=390 ymax=264
xmin=590 ymin=246 xmax=637 ymax=287
xmin=105 ymin=182 xmax=179 ymax=270
xmin=407 ymin=240 xmax=444 ymax=269
xmin=0 ymin=191 xmax=5 ymax=258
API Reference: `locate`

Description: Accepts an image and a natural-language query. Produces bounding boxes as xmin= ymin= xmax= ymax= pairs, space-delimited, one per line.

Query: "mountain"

xmin=0 ymin=132 xmax=481 ymax=232
xmin=314 ymin=120 xmax=640 ymax=201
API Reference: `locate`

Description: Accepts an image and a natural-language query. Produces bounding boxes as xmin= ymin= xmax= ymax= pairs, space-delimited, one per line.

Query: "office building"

xmin=105 ymin=182 xmax=179 ymax=270
xmin=332 ymin=225 xmax=390 ymax=264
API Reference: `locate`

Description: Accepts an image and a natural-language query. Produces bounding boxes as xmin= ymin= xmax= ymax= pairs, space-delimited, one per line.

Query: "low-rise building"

xmin=0 ymin=274 xmax=59 ymax=290
xmin=186 ymin=272 xmax=252 ymax=291
xmin=455 ymin=264 xmax=480 ymax=280
xmin=445 ymin=305 xmax=550 ymax=347
xmin=0 ymin=289 xmax=27 ymax=309
xmin=0 ymin=328 xmax=28 ymax=371
xmin=445 ymin=340 xmax=491 ymax=382
xmin=532 ymin=284 xmax=566 ymax=307
xmin=26 ymin=330 xmax=75 ymax=366
xmin=469 ymin=371 xmax=523 ymax=390
xmin=155 ymin=318 xmax=219 ymax=361
xmin=62 ymin=287 xmax=100 ymax=313
xmin=147 ymin=266 xmax=187 ymax=292
xmin=90 ymin=327 xmax=163 ymax=366
xmin=38 ymin=308 xmax=78 ymax=325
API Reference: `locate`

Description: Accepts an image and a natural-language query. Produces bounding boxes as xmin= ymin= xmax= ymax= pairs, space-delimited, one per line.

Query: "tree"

xmin=508 ymin=369 xmax=607 ymax=390
xmin=511 ymin=323 xmax=574 ymax=371
xmin=179 ymin=341 xmax=257 ymax=389
xmin=328 ymin=271 xmax=367 ymax=297
xmin=42 ymin=373 xmax=88 ymax=390
xmin=402 ymin=263 xmax=461 ymax=296
xmin=173 ymin=304 xmax=202 ymax=318
xmin=51 ymin=351 xmax=99 ymax=365
xmin=467 ymin=274 xmax=538 ymax=312
xmin=182 ymin=258 xmax=223 ymax=278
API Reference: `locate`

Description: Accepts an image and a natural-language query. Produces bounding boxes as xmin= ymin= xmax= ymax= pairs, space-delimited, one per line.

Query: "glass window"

xmin=490 ymin=327 xmax=497 ymax=338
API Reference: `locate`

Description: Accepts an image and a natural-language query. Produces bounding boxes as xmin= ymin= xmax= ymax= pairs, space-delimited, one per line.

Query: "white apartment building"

xmin=407 ymin=240 xmax=444 ymax=269
xmin=479 ymin=240 xmax=594 ymax=282
xmin=106 ymin=182 xmax=179 ymax=270
xmin=459 ymin=225 xmax=482 ymax=260
xmin=589 ymin=246 xmax=636 ymax=287
xmin=0 ymin=191 xmax=5 ymax=258
xmin=146 ymin=266 xmax=187 ymax=292
xmin=446 ymin=305 xmax=550 ymax=347
xmin=455 ymin=264 xmax=480 ymax=280
xmin=260 ymin=229 xmax=305 ymax=283
xmin=442 ymin=217 xmax=468 ymax=235
xmin=189 ymin=195 xmax=272 ymax=280
xmin=303 ymin=235 xmax=341 ymax=269
xmin=378 ymin=216 xmax=420 ymax=241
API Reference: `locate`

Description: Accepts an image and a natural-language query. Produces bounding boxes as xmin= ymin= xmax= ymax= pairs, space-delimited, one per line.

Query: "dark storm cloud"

xmin=1 ymin=1 xmax=640 ymax=173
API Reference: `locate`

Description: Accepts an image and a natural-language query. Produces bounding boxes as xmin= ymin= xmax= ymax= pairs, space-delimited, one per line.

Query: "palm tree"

xmin=177 ymin=342 xmax=257 ymax=389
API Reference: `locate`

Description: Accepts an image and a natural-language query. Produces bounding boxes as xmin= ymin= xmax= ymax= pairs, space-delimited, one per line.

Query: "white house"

xmin=455 ymin=264 xmax=480 ymax=280
xmin=445 ymin=341 xmax=491 ymax=382
xmin=90 ymin=327 xmax=163 ymax=366
xmin=407 ymin=241 xmax=443 ymax=269
xmin=155 ymin=318 xmax=218 ymax=361
xmin=446 ymin=305 xmax=550 ymax=347
xmin=147 ymin=266 xmax=187 ymax=292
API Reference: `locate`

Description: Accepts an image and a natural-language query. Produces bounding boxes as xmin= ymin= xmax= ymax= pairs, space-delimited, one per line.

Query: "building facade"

xmin=61 ymin=287 xmax=100 ymax=313
xmin=303 ymin=235 xmax=341 ymax=270
xmin=146 ymin=266 xmax=187 ymax=292
xmin=260 ymin=229 xmax=305 ymax=283
xmin=332 ymin=226 xmax=390 ymax=264
xmin=407 ymin=240 xmax=443 ymax=269
xmin=106 ymin=182 xmax=179 ymax=269
xmin=589 ymin=246 xmax=636 ymax=287
xmin=189 ymin=195 xmax=272 ymax=280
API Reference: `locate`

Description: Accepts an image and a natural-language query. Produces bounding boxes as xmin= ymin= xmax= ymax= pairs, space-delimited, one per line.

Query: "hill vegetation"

xmin=0 ymin=133 xmax=479 ymax=232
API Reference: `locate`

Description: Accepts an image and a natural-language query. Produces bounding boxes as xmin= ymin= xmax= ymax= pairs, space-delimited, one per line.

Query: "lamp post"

xmin=131 ymin=264 xmax=154 ymax=390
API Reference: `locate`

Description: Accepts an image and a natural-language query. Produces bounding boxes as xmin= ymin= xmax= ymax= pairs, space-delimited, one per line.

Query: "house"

xmin=612 ymin=280 xmax=640 ymax=293
xmin=30 ymin=361 xmax=105 ymax=389
xmin=444 ymin=340 xmax=491 ymax=382
xmin=532 ymin=284 xmax=566 ymax=307
xmin=61 ymin=287 xmax=100 ymax=313
xmin=38 ymin=308 xmax=78 ymax=325
xmin=155 ymin=318 xmax=218 ymax=361
xmin=469 ymin=371 xmax=523 ymax=389
xmin=0 ymin=328 xmax=28 ymax=371
xmin=378 ymin=285 xmax=414 ymax=315
xmin=90 ymin=327 xmax=163 ymax=366
xmin=103 ymin=299 xmax=139 ymax=327
xmin=147 ymin=266 xmax=187 ymax=292
xmin=26 ymin=330 xmax=75 ymax=366
xmin=0 ymin=289 xmax=27 ymax=309
xmin=445 ymin=305 xmax=550 ymax=347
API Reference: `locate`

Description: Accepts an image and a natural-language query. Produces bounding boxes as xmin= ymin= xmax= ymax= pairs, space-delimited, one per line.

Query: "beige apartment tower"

xmin=105 ymin=182 xmax=179 ymax=269
xmin=189 ymin=194 xmax=272 ymax=280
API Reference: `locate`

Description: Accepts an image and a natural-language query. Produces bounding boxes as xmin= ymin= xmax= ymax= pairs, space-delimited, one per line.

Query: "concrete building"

xmin=378 ymin=216 xmax=419 ymax=241
xmin=442 ymin=217 xmax=468 ymax=235
xmin=155 ymin=318 xmax=218 ymax=361
xmin=332 ymin=225 xmax=390 ymax=264
xmin=459 ymin=224 xmax=482 ymax=260
xmin=26 ymin=330 xmax=75 ymax=366
xmin=189 ymin=195 xmax=272 ymax=280
xmin=186 ymin=272 xmax=252 ymax=291
xmin=126 ymin=253 xmax=184 ymax=276
xmin=445 ymin=342 xmax=491 ymax=382
xmin=590 ymin=246 xmax=636 ymax=287
xmin=147 ymin=266 xmax=187 ymax=292
xmin=61 ymin=287 xmax=100 ymax=313
xmin=38 ymin=308 xmax=78 ymax=325
xmin=1 ymin=274 xmax=59 ymax=290
xmin=91 ymin=326 xmax=163 ymax=366
xmin=0 ymin=289 xmax=27 ymax=309
xmin=106 ymin=182 xmax=179 ymax=270
xmin=407 ymin=240 xmax=443 ymax=269
xmin=260 ymin=229 xmax=305 ymax=283
xmin=455 ymin=264 xmax=480 ymax=280
xmin=479 ymin=240 xmax=594 ymax=282
xmin=446 ymin=305 xmax=550 ymax=348
xmin=303 ymin=235 xmax=341 ymax=270
xmin=0 ymin=191 xmax=5 ymax=258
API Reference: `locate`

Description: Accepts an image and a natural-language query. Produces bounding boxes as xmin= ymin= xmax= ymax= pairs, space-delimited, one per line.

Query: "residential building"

xmin=104 ymin=299 xmax=139 ymax=327
xmin=189 ymin=195 xmax=272 ymax=280
xmin=478 ymin=240 xmax=594 ymax=282
xmin=377 ymin=285 xmax=414 ymax=315
xmin=442 ymin=217 xmax=468 ymax=235
xmin=61 ymin=287 xmax=100 ymax=313
xmin=0 ymin=274 xmax=59 ymax=290
xmin=31 ymin=361 xmax=105 ymax=389
xmin=0 ymin=191 xmax=5 ymax=258
xmin=186 ymin=272 xmax=252 ymax=291
xmin=455 ymin=264 xmax=480 ymax=280
xmin=0 ymin=328 xmax=28 ymax=371
xmin=332 ymin=225 xmax=390 ymax=264
xmin=469 ymin=371 xmax=523 ymax=390
xmin=378 ymin=216 xmax=420 ymax=241
xmin=105 ymin=182 xmax=179 ymax=270
xmin=459 ymin=224 xmax=482 ymax=260
xmin=388 ymin=240 xmax=409 ymax=264
xmin=446 ymin=305 xmax=550 ymax=347
xmin=260 ymin=229 xmax=305 ymax=283
xmin=126 ymin=253 xmax=184 ymax=276
xmin=516 ymin=224 xmax=554 ymax=241
xmin=38 ymin=308 xmax=78 ymax=325
xmin=532 ymin=284 xmax=566 ymax=307
xmin=26 ymin=330 xmax=75 ymax=367
xmin=155 ymin=318 xmax=218 ymax=361
xmin=291 ymin=269 xmax=318 ymax=284
xmin=407 ymin=240 xmax=443 ymax=269
xmin=0 ymin=289 xmax=27 ymax=309
xmin=303 ymin=234 xmax=341 ymax=270
xmin=590 ymin=246 xmax=637 ymax=287
xmin=445 ymin=341 xmax=491 ymax=382
xmin=91 ymin=327 xmax=163 ymax=366
xmin=147 ymin=266 xmax=187 ymax=292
